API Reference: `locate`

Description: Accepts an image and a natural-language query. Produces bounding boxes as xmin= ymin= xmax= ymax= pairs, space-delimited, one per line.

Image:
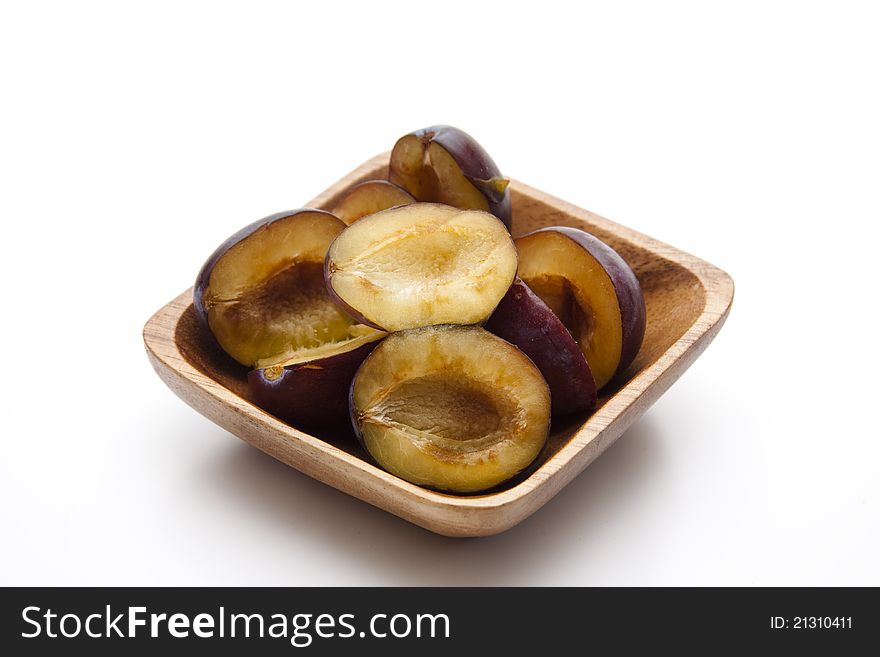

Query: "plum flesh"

xmin=325 ymin=203 xmax=518 ymax=332
xmin=350 ymin=326 xmax=551 ymax=493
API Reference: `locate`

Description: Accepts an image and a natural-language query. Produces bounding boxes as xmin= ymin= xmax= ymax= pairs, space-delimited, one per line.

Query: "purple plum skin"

xmin=248 ymin=339 xmax=382 ymax=430
xmin=486 ymin=279 xmax=597 ymax=415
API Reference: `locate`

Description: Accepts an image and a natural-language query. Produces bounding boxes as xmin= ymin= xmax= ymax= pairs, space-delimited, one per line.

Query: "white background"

xmin=2 ymin=1 xmax=878 ymax=586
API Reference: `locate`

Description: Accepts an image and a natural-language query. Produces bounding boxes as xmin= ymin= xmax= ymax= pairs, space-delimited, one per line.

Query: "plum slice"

xmin=194 ymin=209 xmax=384 ymax=366
xmin=516 ymin=227 xmax=646 ymax=390
xmin=325 ymin=203 xmax=518 ymax=332
xmin=350 ymin=326 xmax=551 ymax=493
xmin=331 ymin=180 xmax=415 ymax=225
xmin=249 ymin=332 xmax=384 ymax=430
xmin=485 ymin=279 xmax=597 ymax=415
xmin=389 ymin=125 xmax=512 ymax=229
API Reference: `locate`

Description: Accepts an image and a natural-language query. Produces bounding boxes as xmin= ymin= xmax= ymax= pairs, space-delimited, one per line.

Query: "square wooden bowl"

xmin=144 ymin=153 xmax=733 ymax=537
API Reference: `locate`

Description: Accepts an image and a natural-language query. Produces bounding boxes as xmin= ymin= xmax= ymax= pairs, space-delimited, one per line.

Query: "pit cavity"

xmin=524 ymin=274 xmax=596 ymax=347
xmin=372 ymin=373 xmax=509 ymax=444
xmin=215 ymin=261 xmax=357 ymax=363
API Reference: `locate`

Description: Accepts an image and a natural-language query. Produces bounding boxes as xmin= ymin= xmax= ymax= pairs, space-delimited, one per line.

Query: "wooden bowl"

xmin=144 ymin=153 xmax=734 ymax=537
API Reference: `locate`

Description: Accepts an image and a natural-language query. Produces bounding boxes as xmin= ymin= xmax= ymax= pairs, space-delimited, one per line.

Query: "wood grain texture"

xmin=143 ymin=153 xmax=734 ymax=537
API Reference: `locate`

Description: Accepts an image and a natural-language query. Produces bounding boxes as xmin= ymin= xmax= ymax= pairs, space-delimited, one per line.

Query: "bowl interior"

xmin=174 ymin=164 xmax=707 ymax=492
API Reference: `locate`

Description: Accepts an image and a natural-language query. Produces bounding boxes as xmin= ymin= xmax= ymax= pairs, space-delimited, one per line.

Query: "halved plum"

xmin=389 ymin=125 xmax=512 ymax=229
xmin=485 ymin=279 xmax=597 ymax=415
xmin=249 ymin=332 xmax=384 ymax=430
xmin=350 ymin=326 xmax=551 ymax=493
xmin=325 ymin=203 xmax=518 ymax=332
xmin=516 ymin=227 xmax=646 ymax=389
xmin=331 ymin=180 xmax=415 ymax=225
xmin=194 ymin=209 xmax=384 ymax=366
